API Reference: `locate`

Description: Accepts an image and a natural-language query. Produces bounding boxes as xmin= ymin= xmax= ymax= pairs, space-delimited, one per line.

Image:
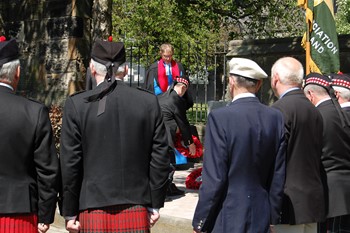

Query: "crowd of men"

xmin=0 ymin=36 xmax=349 ymax=233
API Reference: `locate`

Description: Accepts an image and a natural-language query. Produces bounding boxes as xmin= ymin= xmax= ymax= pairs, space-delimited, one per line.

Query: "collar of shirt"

xmin=0 ymin=82 xmax=14 ymax=91
xmin=232 ymin=93 xmax=255 ymax=102
xmin=96 ymin=80 xmax=104 ymax=86
xmin=164 ymin=62 xmax=171 ymax=75
xmin=315 ymin=97 xmax=331 ymax=107
xmin=279 ymin=87 xmax=300 ymax=99
xmin=340 ymin=102 xmax=350 ymax=108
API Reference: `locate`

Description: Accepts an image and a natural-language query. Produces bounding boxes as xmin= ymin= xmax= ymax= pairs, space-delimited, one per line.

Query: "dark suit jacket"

xmin=343 ymin=106 xmax=350 ymax=113
xmin=0 ymin=85 xmax=59 ymax=223
xmin=143 ymin=61 xmax=193 ymax=110
xmin=157 ymin=86 xmax=193 ymax=148
xmin=60 ymin=80 xmax=170 ymax=217
xmin=317 ymin=99 xmax=350 ymax=218
xmin=272 ymin=89 xmax=326 ymax=224
xmin=192 ymin=97 xmax=286 ymax=233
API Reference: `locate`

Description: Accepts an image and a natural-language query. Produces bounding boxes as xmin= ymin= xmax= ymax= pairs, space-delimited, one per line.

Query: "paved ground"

xmin=48 ymin=162 xmax=202 ymax=233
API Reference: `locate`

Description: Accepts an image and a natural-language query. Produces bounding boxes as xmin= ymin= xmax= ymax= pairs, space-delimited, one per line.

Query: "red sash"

xmin=157 ymin=59 xmax=180 ymax=92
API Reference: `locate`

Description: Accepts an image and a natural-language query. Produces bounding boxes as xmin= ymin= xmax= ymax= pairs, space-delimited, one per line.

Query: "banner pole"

xmin=305 ymin=0 xmax=311 ymax=75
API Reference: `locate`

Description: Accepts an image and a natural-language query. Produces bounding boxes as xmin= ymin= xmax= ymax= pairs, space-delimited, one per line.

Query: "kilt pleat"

xmin=79 ymin=204 xmax=150 ymax=233
xmin=0 ymin=213 xmax=37 ymax=233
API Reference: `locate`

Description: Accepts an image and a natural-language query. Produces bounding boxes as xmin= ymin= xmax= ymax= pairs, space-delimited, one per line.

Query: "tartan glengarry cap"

xmin=91 ymin=38 xmax=126 ymax=68
xmin=175 ymin=76 xmax=189 ymax=87
xmin=229 ymin=58 xmax=267 ymax=80
xmin=0 ymin=37 xmax=19 ymax=68
xmin=330 ymin=73 xmax=350 ymax=90
xmin=304 ymin=72 xmax=331 ymax=89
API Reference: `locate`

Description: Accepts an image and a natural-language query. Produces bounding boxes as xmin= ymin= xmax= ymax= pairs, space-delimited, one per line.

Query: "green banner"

xmin=310 ymin=0 xmax=339 ymax=74
xmin=299 ymin=0 xmax=340 ymax=74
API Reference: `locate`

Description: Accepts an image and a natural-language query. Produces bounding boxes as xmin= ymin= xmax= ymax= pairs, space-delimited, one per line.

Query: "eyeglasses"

xmin=162 ymin=54 xmax=173 ymax=59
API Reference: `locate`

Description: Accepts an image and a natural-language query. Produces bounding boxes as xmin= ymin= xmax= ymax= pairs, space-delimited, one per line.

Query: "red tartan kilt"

xmin=0 ymin=213 xmax=38 ymax=233
xmin=79 ymin=204 xmax=150 ymax=233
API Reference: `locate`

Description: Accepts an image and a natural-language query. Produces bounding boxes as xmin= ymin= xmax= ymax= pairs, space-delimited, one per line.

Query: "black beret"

xmin=304 ymin=72 xmax=331 ymax=90
xmin=91 ymin=38 xmax=126 ymax=68
xmin=0 ymin=38 xmax=19 ymax=68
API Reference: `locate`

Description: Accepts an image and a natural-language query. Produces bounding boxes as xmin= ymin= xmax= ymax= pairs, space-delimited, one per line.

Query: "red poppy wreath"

xmin=174 ymin=133 xmax=203 ymax=159
xmin=185 ymin=167 xmax=202 ymax=190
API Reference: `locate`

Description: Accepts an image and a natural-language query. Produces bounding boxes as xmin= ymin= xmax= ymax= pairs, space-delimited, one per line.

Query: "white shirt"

xmin=232 ymin=93 xmax=256 ymax=102
xmin=0 ymin=82 xmax=14 ymax=91
xmin=315 ymin=97 xmax=331 ymax=107
xmin=340 ymin=102 xmax=350 ymax=108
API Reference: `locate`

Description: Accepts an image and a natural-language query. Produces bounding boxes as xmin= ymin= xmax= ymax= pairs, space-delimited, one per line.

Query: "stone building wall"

xmin=0 ymin=0 xmax=112 ymax=106
xmin=226 ymin=35 xmax=350 ymax=105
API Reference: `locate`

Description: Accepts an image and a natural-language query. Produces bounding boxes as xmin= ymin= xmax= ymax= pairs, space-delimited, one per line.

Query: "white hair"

xmin=271 ymin=57 xmax=304 ymax=86
xmin=0 ymin=59 xmax=20 ymax=83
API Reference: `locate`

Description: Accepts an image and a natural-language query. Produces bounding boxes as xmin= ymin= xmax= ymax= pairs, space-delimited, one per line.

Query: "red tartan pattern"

xmin=79 ymin=204 xmax=150 ymax=233
xmin=0 ymin=213 xmax=37 ymax=233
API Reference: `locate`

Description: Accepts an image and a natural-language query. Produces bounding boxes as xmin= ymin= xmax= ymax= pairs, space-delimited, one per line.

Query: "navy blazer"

xmin=192 ymin=97 xmax=286 ymax=233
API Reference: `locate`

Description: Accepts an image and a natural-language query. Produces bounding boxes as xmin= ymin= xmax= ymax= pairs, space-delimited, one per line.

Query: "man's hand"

xmin=66 ymin=219 xmax=81 ymax=233
xmin=189 ymin=143 xmax=196 ymax=156
xmin=148 ymin=211 xmax=160 ymax=227
xmin=38 ymin=223 xmax=50 ymax=233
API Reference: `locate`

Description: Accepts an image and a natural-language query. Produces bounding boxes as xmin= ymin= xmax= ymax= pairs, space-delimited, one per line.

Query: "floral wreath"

xmin=185 ymin=167 xmax=202 ymax=190
xmin=174 ymin=132 xmax=203 ymax=159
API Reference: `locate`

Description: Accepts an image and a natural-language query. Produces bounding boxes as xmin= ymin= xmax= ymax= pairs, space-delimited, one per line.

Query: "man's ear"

xmin=272 ymin=73 xmax=279 ymax=87
xmin=12 ymin=65 xmax=21 ymax=90
xmin=334 ymin=90 xmax=340 ymax=100
xmin=124 ymin=65 xmax=128 ymax=76
xmin=89 ymin=62 xmax=96 ymax=76
xmin=255 ymin=80 xmax=263 ymax=92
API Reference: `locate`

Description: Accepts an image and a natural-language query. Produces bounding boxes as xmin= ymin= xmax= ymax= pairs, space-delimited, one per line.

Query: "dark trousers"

xmin=318 ymin=215 xmax=350 ymax=233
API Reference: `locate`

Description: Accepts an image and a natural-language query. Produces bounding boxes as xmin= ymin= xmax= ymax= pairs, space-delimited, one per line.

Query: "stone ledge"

xmin=151 ymin=214 xmax=193 ymax=233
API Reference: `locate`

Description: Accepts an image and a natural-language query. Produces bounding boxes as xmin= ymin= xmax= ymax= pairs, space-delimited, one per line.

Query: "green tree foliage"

xmin=112 ymin=0 xmax=305 ymax=73
xmin=112 ymin=0 xmax=305 ymax=43
xmin=336 ymin=0 xmax=350 ymax=34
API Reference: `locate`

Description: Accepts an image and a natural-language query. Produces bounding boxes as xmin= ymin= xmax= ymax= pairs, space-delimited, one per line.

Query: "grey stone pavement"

xmin=48 ymin=162 xmax=202 ymax=233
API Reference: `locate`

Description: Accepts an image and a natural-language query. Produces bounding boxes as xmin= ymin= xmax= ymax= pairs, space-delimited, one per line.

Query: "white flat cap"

xmin=229 ymin=58 xmax=268 ymax=80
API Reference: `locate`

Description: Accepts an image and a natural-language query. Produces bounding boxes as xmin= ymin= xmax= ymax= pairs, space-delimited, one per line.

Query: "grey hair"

xmin=91 ymin=59 xmax=107 ymax=74
xmin=231 ymin=75 xmax=258 ymax=89
xmin=333 ymin=86 xmax=350 ymax=101
xmin=91 ymin=59 xmax=126 ymax=77
xmin=271 ymin=57 xmax=304 ymax=86
xmin=0 ymin=59 xmax=20 ymax=83
xmin=303 ymin=84 xmax=329 ymax=96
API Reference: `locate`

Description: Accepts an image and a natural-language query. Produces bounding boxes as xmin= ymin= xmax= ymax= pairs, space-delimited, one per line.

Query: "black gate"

xmin=124 ymin=41 xmax=229 ymax=124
